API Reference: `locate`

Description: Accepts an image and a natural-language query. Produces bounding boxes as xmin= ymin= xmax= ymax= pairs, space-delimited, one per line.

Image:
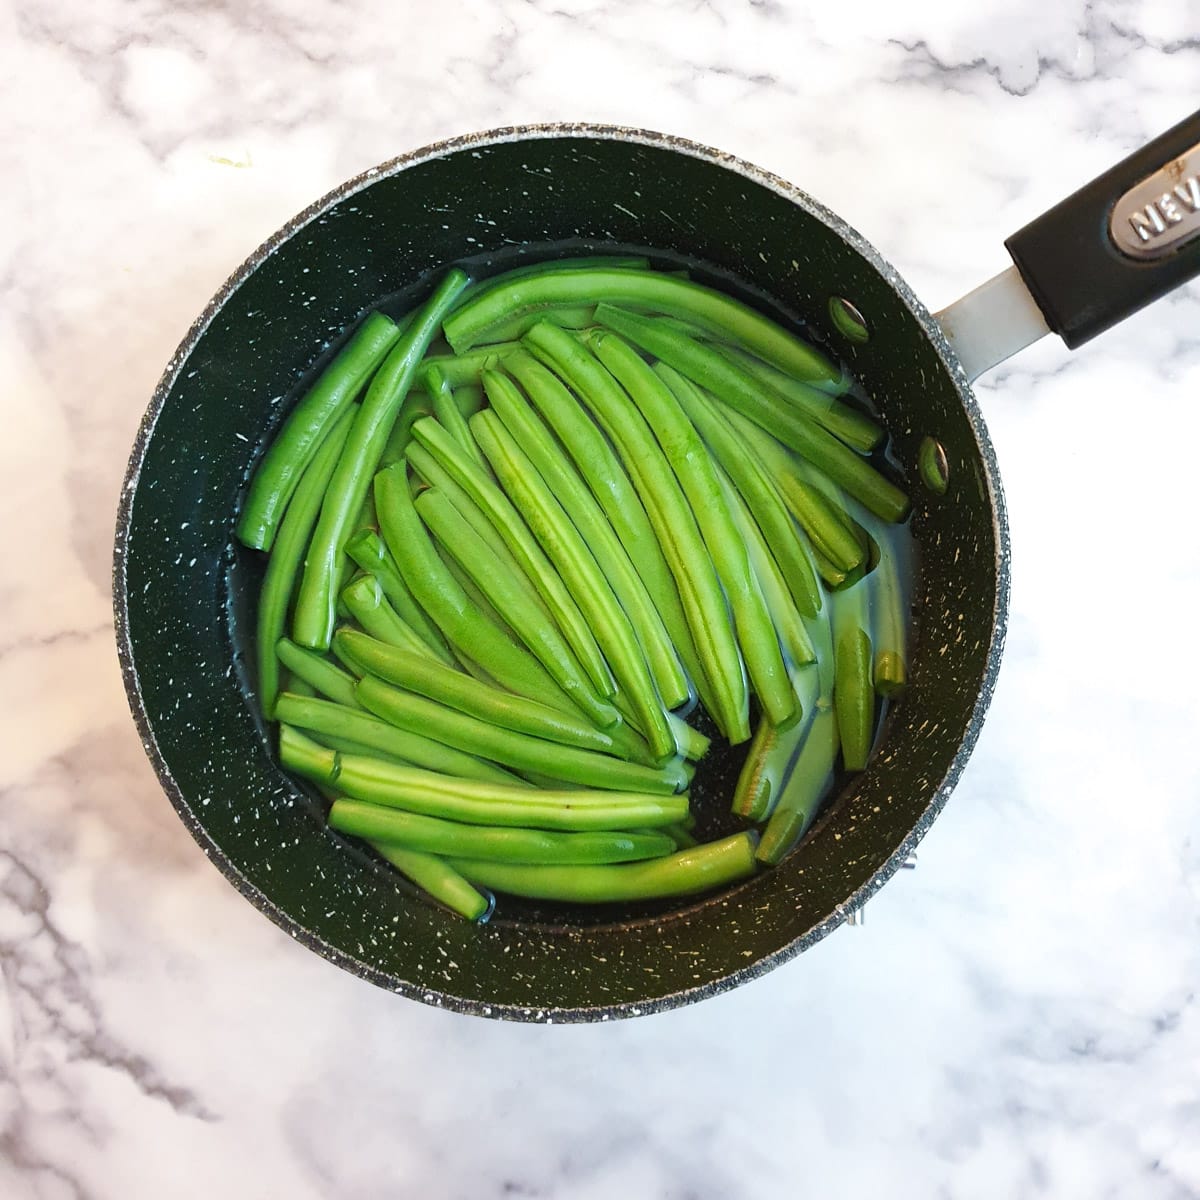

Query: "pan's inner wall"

xmin=121 ymin=132 xmax=1003 ymax=1018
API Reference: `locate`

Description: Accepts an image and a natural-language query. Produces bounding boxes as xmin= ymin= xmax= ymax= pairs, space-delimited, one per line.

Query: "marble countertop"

xmin=5 ymin=0 xmax=1199 ymax=1195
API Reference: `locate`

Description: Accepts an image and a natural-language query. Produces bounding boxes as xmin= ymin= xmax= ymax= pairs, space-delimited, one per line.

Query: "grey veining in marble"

xmin=3 ymin=0 xmax=1199 ymax=1196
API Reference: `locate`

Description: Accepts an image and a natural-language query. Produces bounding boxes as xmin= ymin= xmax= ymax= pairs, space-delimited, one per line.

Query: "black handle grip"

xmin=1005 ymin=107 xmax=1200 ymax=350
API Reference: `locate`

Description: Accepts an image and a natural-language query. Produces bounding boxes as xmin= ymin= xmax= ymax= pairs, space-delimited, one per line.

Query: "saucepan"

xmin=114 ymin=111 xmax=1200 ymax=1020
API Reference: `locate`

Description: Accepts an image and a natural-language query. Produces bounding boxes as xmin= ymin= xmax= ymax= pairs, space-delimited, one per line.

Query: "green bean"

xmin=475 ymin=304 xmax=597 ymax=343
xmin=470 ymin=398 xmax=676 ymax=760
xmin=410 ymin=416 xmax=616 ymax=703
xmin=405 ymin=442 xmax=550 ymax=620
xmin=423 ymin=364 xmax=486 ymax=468
xmin=329 ymin=800 xmax=675 ymax=865
xmin=276 ymin=638 xmax=360 ymax=708
xmin=344 ymin=529 xmax=456 ymax=665
xmin=668 ymin=713 xmax=710 ymax=762
xmin=357 ymin=675 xmax=688 ymax=794
xmin=284 ymin=675 xmax=318 ymax=699
xmin=831 ymin=580 xmax=875 ymax=771
xmin=754 ymin=702 xmax=840 ymax=864
xmin=656 ymin=365 xmax=823 ymax=621
xmin=715 ymin=345 xmax=883 ymax=453
xmin=591 ymin=330 xmax=796 ymax=729
xmin=237 ymin=311 xmax=400 ymax=550
xmin=592 ymin=304 xmax=908 ymax=521
xmin=334 ymin=628 xmax=622 ymax=755
xmin=340 ymin=574 xmax=437 ymax=661
xmin=452 ymin=256 xmax=652 ymax=310
xmin=524 ymin=322 xmax=748 ymax=742
xmin=721 ymin=408 xmax=865 ymax=572
xmin=309 ymin=731 xmax=415 ymax=770
xmin=444 ymin=267 xmax=841 ymax=387
xmin=317 ymin=749 xmax=689 ymax=831
xmin=294 ymin=270 xmax=470 ymax=649
xmin=661 ymin=822 xmax=700 ymax=850
xmin=410 ymin=345 xmax=521 ymax=387
xmin=276 ymin=693 xmax=521 ymax=785
xmin=446 ymin=830 xmax=759 ymax=902
xmin=370 ymin=842 xmax=493 ymax=921
xmin=715 ymin=467 xmax=815 ymax=669
xmin=503 ymin=349 xmax=711 ymax=715
xmin=492 ymin=351 xmax=689 ymax=709
xmin=373 ymin=461 xmax=576 ymax=715
xmin=255 ymin=406 xmax=355 ymax=719
xmin=415 ymin=487 xmax=618 ymax=730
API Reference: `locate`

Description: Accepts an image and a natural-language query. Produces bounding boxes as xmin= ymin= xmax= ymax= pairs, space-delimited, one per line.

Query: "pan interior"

xmin=118 ymin=129 xmax=1006 ymax=1019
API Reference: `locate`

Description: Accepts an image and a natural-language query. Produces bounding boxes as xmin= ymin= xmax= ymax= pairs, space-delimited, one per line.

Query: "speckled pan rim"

xmin=113 ymin=122 xmax=1011 ymax=1023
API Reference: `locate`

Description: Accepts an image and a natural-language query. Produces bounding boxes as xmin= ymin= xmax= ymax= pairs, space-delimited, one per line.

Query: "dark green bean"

xmin=237 ymin=311 xmax=400 ymax=550
xmin=255 ymin=406 xmax=354 ymax=718
xmin=329 ymin=800 xmax=675 ymax=865
xmin=294 ymin=269 xmax=470 ymax=649
xmin=474 ymin=304 xmax=597 ymax=343
xmin=357 ymin=675 xmax=688 ymax=794
xmin=451 ymin=256 xmax=651 ymax=310
xmin=444 ymin=266 xmax=841 ymax=387
xmin=446 ymin=830 xmax=759 ymax=902
xmin=340 ymin=573 xmax=437 ymax=661
xmin=832 ymin=580 xmax=874 ymax=770
xmin=423 ymin=363 xmax=486 ymax=467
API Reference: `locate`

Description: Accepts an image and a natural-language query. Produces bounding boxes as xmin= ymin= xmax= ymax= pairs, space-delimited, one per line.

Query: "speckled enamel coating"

xmin=113 ymin=124 xmax=1010 ymax=1023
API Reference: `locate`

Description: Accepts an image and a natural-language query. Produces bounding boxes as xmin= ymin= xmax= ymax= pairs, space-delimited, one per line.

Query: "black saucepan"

xmin=115 ymin=114 xmax=1200 ymax=1021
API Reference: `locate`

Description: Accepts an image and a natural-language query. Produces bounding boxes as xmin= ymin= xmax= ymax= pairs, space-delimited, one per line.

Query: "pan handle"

xmin=936 ymin=107 xmax=1200 ymax=380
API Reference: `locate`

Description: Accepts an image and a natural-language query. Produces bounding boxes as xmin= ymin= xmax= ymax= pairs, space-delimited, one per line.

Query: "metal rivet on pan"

xmin=918 ymin=436 xmax=950 ymax=495
xmin=828 ymin=296 xmax=869 ymax=343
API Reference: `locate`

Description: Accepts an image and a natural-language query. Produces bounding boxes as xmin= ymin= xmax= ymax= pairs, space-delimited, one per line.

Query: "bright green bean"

xmin=334 ymin=629 xmax=624 ymax=754
xmin=447 ymin=830 xmax=759 ymax=902
xmin=276 ymin=638 xmax=360 ymax=708
xmin=423 ymin=363 xmax=486 ymax=467
xmin=276 ymin=693 xmax=521 ymax=785
xmin=405 ymin=442 xmax=547 ymax=616
xmin=329 ymin=800 xmax=675 ymax=865
xmin=370 ymin=842 xmax=493 ymax=921
xmin=832 ymin=580 xmax=875 ymax=770
xmin=591 ymin=330 xmax=795 ymax=729
xmin=721 ymin=408 xmax=865 ymax=572
xmin=415 ymin=488 xmax=618 ymax=730
xmin=444 ymin=267 xmax=841 ymax=387
xmin=319 ymin=749 xmax=689 ymax=831
xmin=294 ymin=270 xmax=470 ymax=649
xmin=655 ymin=364 xmax=823 ymax=620
xmin=492 ymin=351 xmax=689 ymax=709
xmin=374 ymin=462 xmax=576 ymax=715
xmin=408 ymin=345 xmax=520 ymax=388
xmin=715 ymin=344 xmax=883 ymax=453
xmin=503 ymin=348 xmax=712 ymax=715
xmin=410 ymin=416 xmax=616 ymax=703
xmin=237 ymin=311 xmax=400 ymax=550
xmin=524 ymin=322 xmax=748 ymax=742
xmin=592 ymin=304 xmax=908 ymax=521
xmin=715 ymin=467 xmax=815 ymax=669
xmin=471 ymin=397 xmax=676 ymax=760
xmin=357 ymin=675 xmax=688 ymax=794
xmin=475 ymin=304 xmax=597 ymax=343
xmin=344 ymin=529 xmax=456 ymax=665
xmin=451 ymin=256 xmax=652 ymax=310
xmin=255 ymin=406 xmax=354 ymax=719
xmin=340 ymin=574 xmax=437 ymax=661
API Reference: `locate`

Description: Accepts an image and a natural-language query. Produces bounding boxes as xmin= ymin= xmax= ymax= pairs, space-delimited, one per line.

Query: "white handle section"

xmin=934 ymin=266 xmax=1051 ymax=382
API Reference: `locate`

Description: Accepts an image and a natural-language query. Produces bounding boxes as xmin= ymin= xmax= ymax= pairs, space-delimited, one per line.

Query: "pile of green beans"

xmin=236 ymin=255 xmax=913 ymax=921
